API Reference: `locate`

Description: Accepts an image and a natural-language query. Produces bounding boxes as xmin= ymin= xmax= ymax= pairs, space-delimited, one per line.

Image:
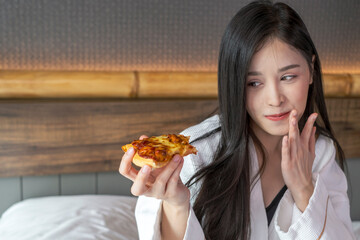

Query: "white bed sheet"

xmin=0 ymin=195 xmax=359 ymax=240
xmin=0 ymin=195 xmax=138 ymax=240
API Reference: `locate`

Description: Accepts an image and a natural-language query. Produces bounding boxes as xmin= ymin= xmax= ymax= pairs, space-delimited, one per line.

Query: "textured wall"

xmin=0 ymin=0 xmax=359 ymax=73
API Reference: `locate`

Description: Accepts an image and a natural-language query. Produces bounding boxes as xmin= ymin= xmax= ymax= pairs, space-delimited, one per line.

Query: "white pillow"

xmin=0 ymin=195 xmax=138 ymax=240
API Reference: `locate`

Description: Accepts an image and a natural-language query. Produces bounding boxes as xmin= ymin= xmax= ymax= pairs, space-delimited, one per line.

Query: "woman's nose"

xmin=267 ymin=83 xmax=284 ymax=107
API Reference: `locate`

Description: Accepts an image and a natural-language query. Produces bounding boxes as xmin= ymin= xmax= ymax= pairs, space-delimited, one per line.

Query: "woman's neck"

xmin=250 ymin=124 xmax=284 ymax=159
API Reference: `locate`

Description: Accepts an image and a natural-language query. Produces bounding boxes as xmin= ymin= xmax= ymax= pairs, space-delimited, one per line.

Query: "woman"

xmin=120 ymin=1 xmax=355 ymax=239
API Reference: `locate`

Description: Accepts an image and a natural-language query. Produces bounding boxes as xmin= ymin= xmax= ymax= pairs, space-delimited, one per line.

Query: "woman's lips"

xmin=265 ymin=111 xmax=291 ymax=121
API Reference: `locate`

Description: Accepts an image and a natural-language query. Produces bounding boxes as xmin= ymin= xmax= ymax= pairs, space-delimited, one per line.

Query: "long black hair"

xmin=186 ymin=1 xmax=345 ymax=239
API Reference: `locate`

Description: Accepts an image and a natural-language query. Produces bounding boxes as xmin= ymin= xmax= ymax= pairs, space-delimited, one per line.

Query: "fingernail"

xmin=293 ymin=110 xmax=297 ymax=117
xmin=283 ymin=136 xmax=287 ymax=144
xmin=292 ymin=118 xmax=296 ymax=126
xmin=127 ymin=147 xmax=134 ymax=155
xmin=313 ymin=114 xmax=318 ymax=121
xmin=173 ymin=155 xmax=181 ymax=162
xmin=141 ymin=165 xmax=150 ymax=174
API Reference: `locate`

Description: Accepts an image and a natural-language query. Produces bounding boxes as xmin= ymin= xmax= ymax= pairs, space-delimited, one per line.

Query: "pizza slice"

xmin=122 ymin=134 xmax=197 ymax=168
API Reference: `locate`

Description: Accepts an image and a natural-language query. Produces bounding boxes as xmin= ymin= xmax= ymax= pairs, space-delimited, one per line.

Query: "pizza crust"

xmin=132 ymin=153 xmax=169 ymax=168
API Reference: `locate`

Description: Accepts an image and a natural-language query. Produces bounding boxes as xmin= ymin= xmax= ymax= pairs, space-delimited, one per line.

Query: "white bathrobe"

xmin=135 ymin=115 xmax=355 ymax=240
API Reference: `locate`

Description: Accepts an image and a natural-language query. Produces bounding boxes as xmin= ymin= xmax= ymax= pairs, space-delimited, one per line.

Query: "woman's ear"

xmin=312 ymin=55 xmax=315 ymax=67
xmin=310 ymin=55 xmax=316 ymax=84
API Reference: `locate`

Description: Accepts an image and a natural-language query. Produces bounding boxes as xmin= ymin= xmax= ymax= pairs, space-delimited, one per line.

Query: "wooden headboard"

xmin=0 ymin=71 xmax=359 ymax=177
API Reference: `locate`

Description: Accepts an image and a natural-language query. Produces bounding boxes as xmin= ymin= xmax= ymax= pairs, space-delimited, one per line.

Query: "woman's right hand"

xmin=119 ymin=135 xmax=190 ymax=209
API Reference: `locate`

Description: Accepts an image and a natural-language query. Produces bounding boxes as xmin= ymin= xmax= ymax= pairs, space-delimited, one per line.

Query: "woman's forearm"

xmin=161 ymin=200 xmax=190 ymax=240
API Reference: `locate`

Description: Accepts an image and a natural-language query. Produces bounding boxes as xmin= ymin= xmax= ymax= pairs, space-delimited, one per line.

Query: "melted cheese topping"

xmin=131 ymin=134 xmax=196 ymax=163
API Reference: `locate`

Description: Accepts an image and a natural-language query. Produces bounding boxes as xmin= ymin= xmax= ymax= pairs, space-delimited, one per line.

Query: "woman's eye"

xmin=281 ymin=75 xmax=296 ymax=81
xmin=247 ymin=81 xmax=261 ymax=87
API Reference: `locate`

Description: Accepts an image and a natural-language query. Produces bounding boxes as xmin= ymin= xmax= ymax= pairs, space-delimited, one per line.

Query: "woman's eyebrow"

xmin=247 ymin=64 xmax=300 ymax=76
xmin=278 ymin=64 xmax=300 ymax=72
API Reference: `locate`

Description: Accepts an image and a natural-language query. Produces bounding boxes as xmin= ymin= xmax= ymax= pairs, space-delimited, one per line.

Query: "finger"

xmin=288 ymin=109 xmax=298 ymax=134
xmin=152 ymin=155 xmax=182 ymax=196
xmin=130 ymin=165 xmax=151 ymax=196
xmin=139 ymin=135 xmax=149 ymax=140
xmin=281 ymin=135 xmax=291 ymax=165
xmin=166 ymin=157 xmax=184 ymax=194
xmin=289 ymin=110 xmax=299 ymax=159
xmin=309 ymin=126 xmax=316 ymax=160
xmin=301 ymin=113 xmax=318 ymax=147
xmin=119 ymin=147 xmax=139 ymax=181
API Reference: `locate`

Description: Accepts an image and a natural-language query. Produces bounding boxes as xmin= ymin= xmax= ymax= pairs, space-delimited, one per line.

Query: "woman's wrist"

xmin=161 ymin=199 xmax=190 ymax=240
xmin=292 ymin=183 xmax=314 ymax=212
xmin=163 ymin=198 xmax=190 ymax=214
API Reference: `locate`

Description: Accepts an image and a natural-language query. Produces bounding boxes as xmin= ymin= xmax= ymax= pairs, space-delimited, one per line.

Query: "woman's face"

xmin=245 ymin=38 xmax=312 ymax=138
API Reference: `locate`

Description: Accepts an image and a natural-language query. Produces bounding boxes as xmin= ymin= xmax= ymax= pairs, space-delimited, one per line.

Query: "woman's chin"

xmin=267 ymin=127 xmax=289 ymax=137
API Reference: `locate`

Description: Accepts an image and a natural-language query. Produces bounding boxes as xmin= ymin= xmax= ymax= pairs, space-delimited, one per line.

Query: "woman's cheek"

xmin=289 ymin=80 xmax=309 ymax=102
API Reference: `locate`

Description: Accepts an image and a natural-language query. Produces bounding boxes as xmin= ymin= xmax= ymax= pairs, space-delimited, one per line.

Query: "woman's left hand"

xmin=281 ymin=109 xmax=318 ymax=212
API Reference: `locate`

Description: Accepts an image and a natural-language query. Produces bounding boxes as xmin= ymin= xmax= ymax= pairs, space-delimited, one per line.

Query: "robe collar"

xmin=249 ymin=137 xmax=269 ymax=239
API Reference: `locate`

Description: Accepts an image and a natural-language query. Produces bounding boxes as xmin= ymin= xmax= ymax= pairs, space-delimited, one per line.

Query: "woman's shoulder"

xmin=313 ymin=134 xmax=337 ymax=171
xmin=180 ymin=114 xmax=220 ymax=142
xmin=179 ymin=115 xmax=221 ymax=189
xmin=180 ymin=115 xmax=221 ymax=168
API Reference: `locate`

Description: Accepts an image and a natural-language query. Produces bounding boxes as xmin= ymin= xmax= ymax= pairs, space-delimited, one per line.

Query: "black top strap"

xmin=265 ymin=185 xmax=288 ymax=226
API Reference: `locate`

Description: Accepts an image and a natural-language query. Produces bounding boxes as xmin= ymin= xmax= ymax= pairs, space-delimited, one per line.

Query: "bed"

xmin=0 ymin=196 xmax=359 ymax=240
xmin=0 ymin=71 xmax=359 ymax=239
xmin=0 ymin=195 xmax=138 ymax=240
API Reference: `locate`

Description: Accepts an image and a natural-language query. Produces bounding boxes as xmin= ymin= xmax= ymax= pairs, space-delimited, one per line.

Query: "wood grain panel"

xmin=0 ymin=71 xmax=135 ymax=98
xmin=351 ymin=74 xmax=360 ymax=96
xmin=0 ymin=99 xmax=218 ymax=177
xmin=326 ymin=98 xmax=360 ymax=158
xmin=0 ymin=98 xmax=358 ymax=178
xmin=138 ymin=72 xmax=218 ymax=97
xmin=322 ymin=74 xmax=352 ymax=97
